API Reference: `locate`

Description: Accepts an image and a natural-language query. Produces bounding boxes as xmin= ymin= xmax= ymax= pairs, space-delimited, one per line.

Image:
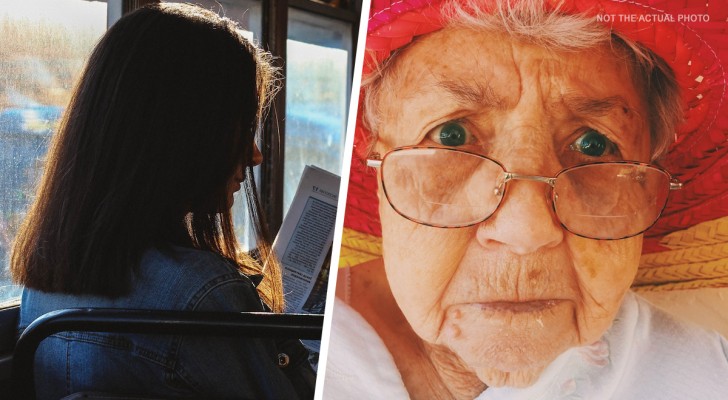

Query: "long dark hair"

xmin=11 ymin=3 xmax=284 ymax=311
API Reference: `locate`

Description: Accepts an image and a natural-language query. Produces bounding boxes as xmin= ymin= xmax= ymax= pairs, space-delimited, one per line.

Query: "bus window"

xmin=0 ymin=0 xmax=107 ymax=307
xmin=285 ymin=9 xmax=351 ymax=215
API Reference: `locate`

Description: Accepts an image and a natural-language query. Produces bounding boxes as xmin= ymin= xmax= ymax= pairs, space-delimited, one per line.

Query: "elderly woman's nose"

xmin=476 ymin=179 xmax=563 ymax=254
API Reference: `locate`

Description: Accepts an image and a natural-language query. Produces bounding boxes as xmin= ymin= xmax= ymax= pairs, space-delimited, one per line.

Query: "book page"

xmin=274 ymin=165 xmax=340 ymax=315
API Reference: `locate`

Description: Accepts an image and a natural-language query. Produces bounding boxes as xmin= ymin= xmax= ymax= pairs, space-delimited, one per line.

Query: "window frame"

xmin=258 ymin=0 xmax=360 ymax=236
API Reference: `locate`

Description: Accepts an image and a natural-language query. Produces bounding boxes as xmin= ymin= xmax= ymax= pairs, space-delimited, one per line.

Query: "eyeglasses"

xmin=367 ymin=146 xmax=683 ymax=240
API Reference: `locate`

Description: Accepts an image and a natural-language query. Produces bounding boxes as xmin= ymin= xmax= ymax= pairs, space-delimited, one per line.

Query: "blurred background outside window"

xmin=0 ymin=0 xmax=107 ymax=306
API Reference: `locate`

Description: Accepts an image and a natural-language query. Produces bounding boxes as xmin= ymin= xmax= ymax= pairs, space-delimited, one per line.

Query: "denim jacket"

xmin=18 ymin=246 xmax=315 ymax=399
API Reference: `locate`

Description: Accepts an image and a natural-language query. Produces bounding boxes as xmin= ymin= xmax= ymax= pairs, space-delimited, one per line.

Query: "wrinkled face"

xmin=374 ymin=28 xmax=650 ymax=387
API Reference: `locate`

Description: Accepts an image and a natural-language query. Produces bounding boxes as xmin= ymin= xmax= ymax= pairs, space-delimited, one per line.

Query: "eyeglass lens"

xmin=380 ymin=148 xmax=671 ymax=239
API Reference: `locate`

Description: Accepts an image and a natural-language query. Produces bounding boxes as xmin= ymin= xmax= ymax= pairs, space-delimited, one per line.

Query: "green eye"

xmin=572 ymin=129 xmax=615 ymax=157
xmin=438 ymin=122 xmax=468 ymax=146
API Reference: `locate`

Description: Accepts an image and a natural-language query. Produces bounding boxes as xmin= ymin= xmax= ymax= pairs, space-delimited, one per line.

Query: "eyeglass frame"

xmin=366 ymin=146 xmax=683 ymax=240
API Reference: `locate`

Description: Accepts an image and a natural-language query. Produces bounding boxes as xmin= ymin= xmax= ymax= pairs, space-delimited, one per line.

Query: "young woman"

xmin=12 ymin=4 xmax=313 ymax=399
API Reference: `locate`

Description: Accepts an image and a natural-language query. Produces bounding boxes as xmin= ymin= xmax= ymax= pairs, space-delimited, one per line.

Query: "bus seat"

xmin=13 ymin=308 xmax=324 ymax=399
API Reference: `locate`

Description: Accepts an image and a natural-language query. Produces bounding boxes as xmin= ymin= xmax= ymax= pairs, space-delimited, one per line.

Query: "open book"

xmin=273 ymin=165 xmax=340 ymax=355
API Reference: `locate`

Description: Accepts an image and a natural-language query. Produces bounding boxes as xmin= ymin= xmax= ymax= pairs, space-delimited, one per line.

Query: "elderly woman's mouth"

xmin=441 ymin=299 xmax=574 ymax=332
xmin=475 ymin=299 xmax=563 ymax=313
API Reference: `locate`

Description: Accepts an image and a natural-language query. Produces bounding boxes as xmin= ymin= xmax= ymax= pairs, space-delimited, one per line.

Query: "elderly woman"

xmin=323 ymin=0 xmax=728 ymax=399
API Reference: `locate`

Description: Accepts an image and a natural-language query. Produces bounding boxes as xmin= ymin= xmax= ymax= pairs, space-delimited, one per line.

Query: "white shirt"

xmin=323 ymin=292 xmax=728 ymax=399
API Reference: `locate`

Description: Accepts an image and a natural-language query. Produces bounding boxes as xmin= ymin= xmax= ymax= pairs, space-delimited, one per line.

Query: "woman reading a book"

xmin=325 ymin=0 xmax=728 ymax=398
xmin=12 ymin=4 xmax=314 ymax=399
